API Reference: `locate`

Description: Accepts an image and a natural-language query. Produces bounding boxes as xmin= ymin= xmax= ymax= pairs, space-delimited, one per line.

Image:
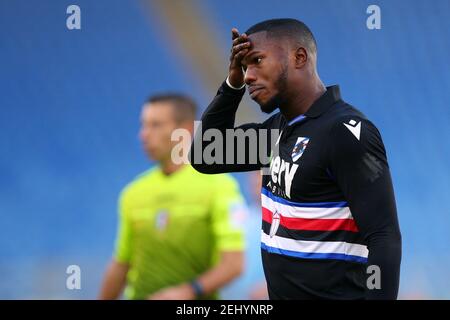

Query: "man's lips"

xmin=248 ymin=86 xmax=264 ymax=98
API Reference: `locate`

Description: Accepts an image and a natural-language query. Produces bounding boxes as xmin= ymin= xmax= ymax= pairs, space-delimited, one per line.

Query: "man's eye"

xmin=255 ymin=57 xmax=262 ymax=64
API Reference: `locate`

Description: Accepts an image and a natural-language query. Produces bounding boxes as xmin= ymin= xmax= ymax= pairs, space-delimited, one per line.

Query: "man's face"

xmin=242 ymin=31 xmax=289 ymax=114
xmin=139 ymin=103 xmax=178 ymax=162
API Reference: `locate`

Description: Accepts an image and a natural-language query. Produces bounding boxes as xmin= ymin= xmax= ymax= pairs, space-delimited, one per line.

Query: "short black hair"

xmin=245 ymin=18 xmax=317 ymax=54
xmin=145 ymin=93 xmax=197 ymax=123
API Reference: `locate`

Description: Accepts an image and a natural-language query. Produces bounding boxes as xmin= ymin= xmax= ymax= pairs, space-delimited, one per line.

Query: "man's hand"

xmin=147 ymin=283 xmax=196 ymax=300
xmin=228 ymin=28 xmax=251 ymax=88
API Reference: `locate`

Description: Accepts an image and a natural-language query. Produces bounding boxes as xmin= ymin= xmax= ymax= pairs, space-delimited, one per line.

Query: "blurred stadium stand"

xmin=0 ymin=0 xmax=449 ymax=299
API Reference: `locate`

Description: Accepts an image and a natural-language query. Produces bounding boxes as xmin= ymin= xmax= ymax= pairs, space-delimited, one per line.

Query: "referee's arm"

xmin=329 ymin=117 xmax=402 ymax=300
xmin=99 ymin=191 xmax=132 ymax=299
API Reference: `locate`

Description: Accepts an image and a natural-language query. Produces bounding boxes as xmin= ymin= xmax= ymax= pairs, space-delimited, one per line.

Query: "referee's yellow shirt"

xmin=114 ymin=165 xmax=246 ymax=299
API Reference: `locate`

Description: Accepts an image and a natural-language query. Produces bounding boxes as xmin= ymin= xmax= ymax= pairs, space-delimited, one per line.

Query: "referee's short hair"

xmin=146 ymin=93 xmax=197 ymax=123
xmin=245 ymin=18 xmax=317 ymax=55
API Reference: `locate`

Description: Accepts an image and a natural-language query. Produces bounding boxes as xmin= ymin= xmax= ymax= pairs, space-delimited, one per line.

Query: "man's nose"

xmin=244 ymin=67 xmax=256 ymax=85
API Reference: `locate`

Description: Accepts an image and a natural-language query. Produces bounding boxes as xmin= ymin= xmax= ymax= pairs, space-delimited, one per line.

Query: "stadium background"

xmin=1 ymin=0 xmax=449 ymax=299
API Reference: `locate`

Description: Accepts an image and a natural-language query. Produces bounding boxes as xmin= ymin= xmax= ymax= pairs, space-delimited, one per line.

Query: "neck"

xmin=281 ymin=76 xmax=326 ymax=121
xmin=160 ymin=160 xmax=184 ymax=176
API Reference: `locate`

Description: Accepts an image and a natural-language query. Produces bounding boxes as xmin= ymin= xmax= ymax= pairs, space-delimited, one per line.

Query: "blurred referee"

xmin=99 ymin=94 xmax=246 ymax=299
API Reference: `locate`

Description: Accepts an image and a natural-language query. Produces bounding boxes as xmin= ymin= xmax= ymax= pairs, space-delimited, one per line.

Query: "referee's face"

xmin=139 ymin=103 xmax=178 ymax=162
xmin=243 ymin=31 xmax=288 ymax=114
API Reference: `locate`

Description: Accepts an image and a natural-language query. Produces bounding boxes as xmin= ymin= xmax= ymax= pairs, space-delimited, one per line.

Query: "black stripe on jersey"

xmin=262 ymin=220 xmax=367 ymax=245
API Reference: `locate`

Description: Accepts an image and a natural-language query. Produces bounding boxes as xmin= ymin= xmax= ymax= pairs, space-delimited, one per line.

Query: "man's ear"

xmin=180 ymin=120 xmax=195 ymax=137
xmin=294 ymin=47 xmax=308 ymax=69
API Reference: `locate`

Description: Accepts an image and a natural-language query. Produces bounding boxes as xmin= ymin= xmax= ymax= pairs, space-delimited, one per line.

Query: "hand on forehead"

xmin=243 ymin=31 xmax=287 ymax=61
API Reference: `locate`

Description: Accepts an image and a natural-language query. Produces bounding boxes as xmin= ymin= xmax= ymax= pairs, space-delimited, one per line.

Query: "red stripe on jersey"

xmin=262 ymin=207 xmax=359 ymax=232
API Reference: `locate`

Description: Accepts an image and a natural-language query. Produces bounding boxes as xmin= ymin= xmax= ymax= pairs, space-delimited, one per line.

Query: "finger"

xmin=232 ymin=34 xmax=248 ymax=47
xmin=231 ymin=42 xmax=251 ymax=56
xmin=231 ymin=28 xmax=240 ymax=40
xmin=230 ymin=45 xmax=250 ymax=64
xmin=234 ymin=48 xmax=249 ymax=61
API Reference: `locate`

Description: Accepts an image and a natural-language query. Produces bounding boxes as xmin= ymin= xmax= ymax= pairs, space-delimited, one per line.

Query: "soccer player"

xmin=190 ymin=19 xmax=402 ymax=299
xmin=99 ymin=94 xmax=245 ymax=300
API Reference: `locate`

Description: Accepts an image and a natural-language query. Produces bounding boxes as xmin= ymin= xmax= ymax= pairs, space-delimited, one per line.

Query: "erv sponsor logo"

xmin=267 ymin=137 xmax=311 ymax=198
xmin=267 ymin=155 xmax=298 ymax=198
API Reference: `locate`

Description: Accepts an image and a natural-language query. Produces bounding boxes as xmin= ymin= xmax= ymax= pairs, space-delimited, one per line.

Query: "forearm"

xmin=195 ymin=251 xmax=244 ymax=296
xmin=351 ymin=179 xmax=402 ymax=299
xmin=350 ymin=186 xmax=402 ymax=299
xmin=350 ymin=188 xmax=402 ymax=299
xmin=98 ymin=259 xmax=129 ymax=300
xmin=200 ymin=80 xmax=245 ymax=131
xmin=190 ymin=81 xmax=263 ymax=173
xmin=366 ymin=231 xmax=402 ymax=299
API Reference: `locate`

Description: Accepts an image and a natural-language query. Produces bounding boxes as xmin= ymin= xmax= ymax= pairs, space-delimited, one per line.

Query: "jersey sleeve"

xmin=328 ymin=116 xmax=402 ymax=299
xmin=210 ymin=174 xmax=247 ymax=252
xmin=114 ymin=189 xmax=133 ymax=263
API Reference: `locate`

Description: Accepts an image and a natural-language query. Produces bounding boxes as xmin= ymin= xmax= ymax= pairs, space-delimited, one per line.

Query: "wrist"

xmin=226 ymin=76 xmax=246 ymax=90
xmin=189 ymin=279 xmax=205 ymax=297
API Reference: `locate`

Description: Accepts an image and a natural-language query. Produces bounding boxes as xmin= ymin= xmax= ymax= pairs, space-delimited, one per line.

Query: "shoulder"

xmin=211 ymin=172 xmax=240 ymax=191
xmin=187 ymin=165 xmax=240 ymax=190
xmin=260 ymin=112 xmax=285 ymax=129
xmin=326 ymin=101 xmax=367 ymax=124
xmin=119 ymin=167 xmax=159 ymax=203
xmin=324 ymin=101 xmax=382 ymax=142
xmin=324 ymin=103 xmax=387 ymax=166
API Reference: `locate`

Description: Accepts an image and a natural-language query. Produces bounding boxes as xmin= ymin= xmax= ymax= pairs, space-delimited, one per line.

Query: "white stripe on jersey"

xmin=261 ymin=230 xmax=369 ymax=259
xmin=261 ymin=192 xmax=354 ymax=220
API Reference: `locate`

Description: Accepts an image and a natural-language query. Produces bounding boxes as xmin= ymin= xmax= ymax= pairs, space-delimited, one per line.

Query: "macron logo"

xmin=343 ymin=120 xmax=361 ymax=141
